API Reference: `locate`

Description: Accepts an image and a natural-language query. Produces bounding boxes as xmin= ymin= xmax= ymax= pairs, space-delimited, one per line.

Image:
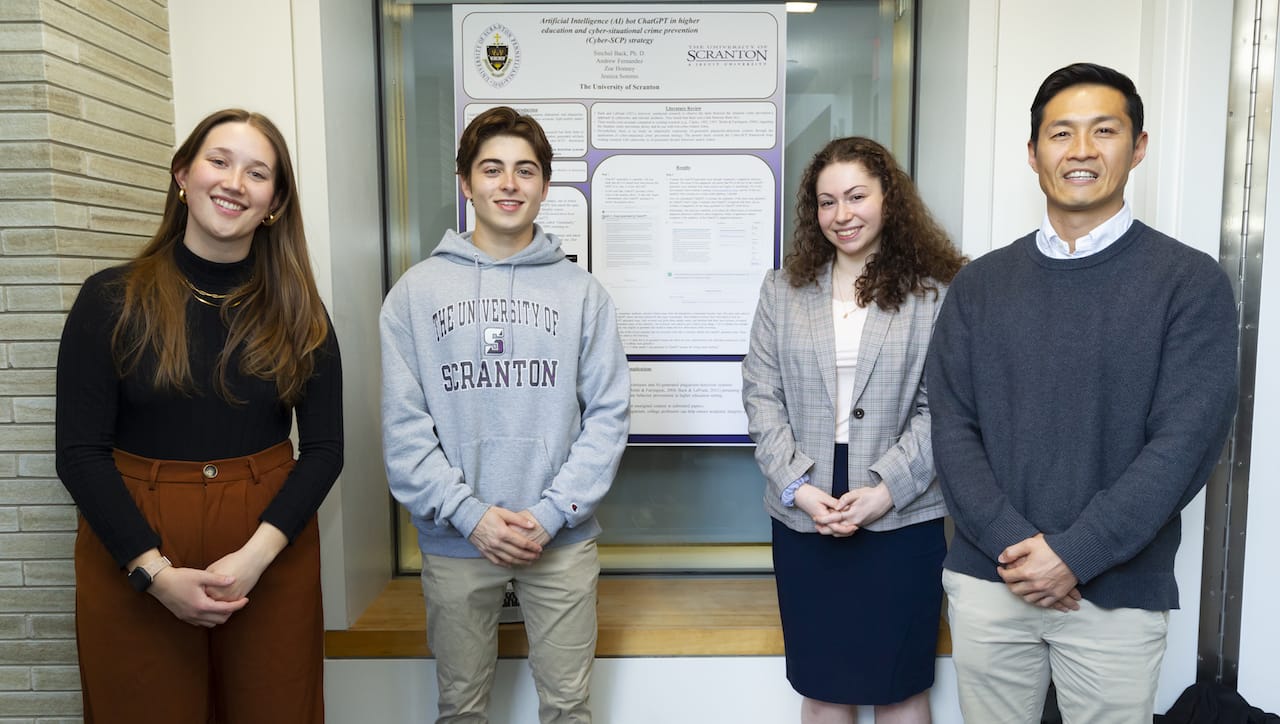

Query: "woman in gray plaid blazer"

xmin=742 ymin=137 xmax=964 ymax=724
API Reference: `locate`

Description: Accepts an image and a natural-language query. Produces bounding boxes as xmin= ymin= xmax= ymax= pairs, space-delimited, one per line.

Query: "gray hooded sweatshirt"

xmin=380 ymin=225 xmax=630 ymax=558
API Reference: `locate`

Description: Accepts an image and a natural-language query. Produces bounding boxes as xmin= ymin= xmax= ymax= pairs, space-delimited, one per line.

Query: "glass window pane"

xmin=380 ymin=0 xmax=915 ymax=574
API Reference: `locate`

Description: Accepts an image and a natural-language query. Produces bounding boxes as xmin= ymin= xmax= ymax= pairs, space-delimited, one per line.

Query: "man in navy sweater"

xmin=928 ymin=63 xmax=1238 ymax=723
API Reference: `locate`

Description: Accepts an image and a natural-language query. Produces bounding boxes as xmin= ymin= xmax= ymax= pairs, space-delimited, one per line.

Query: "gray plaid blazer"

xmin=741 ymin=264 xmax=948 ymax=533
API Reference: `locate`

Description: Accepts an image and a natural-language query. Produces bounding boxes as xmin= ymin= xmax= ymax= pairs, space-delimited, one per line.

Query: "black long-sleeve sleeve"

xmin=55 ymin=267 xmax=162 ymax=567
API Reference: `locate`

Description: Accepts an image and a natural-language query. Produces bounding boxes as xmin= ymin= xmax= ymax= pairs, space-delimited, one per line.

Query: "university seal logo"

xmin=486 ymin=36 xmax=510 ymax=74
xmin=474 ymin=23 xmax=521 ymax=89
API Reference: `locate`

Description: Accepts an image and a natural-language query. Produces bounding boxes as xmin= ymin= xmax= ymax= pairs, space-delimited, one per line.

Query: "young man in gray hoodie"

xmin=380 ymin=106 xmax=630 ymax=723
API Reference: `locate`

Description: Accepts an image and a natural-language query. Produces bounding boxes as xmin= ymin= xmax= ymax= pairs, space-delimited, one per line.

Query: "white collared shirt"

xmin=1035 ymin=202 xmax=1134 ymax=259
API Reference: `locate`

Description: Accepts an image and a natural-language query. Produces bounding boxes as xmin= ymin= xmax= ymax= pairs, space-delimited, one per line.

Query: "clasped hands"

xmin=137 ymin=524 xmax=288 ymax=629
xmin=998 ymin=533 xmax=1083 ymax=612
xmin=468 ymin=505 xmax=551 ymax=567
xmin=796 ymin=487 xmax=1085 ymax=613
xmin=794 ymin=483 xmax=894 ymax=538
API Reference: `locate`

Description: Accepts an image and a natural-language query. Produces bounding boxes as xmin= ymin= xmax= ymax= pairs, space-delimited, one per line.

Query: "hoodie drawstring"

xmin=472 ymin=254 xmax=518 ymax=359
xmin=506 ymin=265 xmax=516 ymax=358
xmin=473 ymin=254 xmax=484 ymax=358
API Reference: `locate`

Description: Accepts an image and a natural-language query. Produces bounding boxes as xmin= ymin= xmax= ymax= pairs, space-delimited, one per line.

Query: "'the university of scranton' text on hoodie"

xmin=380 ymin=225 xmax=631 ymax=558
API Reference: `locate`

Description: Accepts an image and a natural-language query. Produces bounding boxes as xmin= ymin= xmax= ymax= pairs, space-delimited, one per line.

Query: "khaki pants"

xmin=422 ymin=539 xmax=600 ymax=724
xmin=943 ymin=569 xmax=1168 ymax=724
xmin=74 ymin=442 xmax=323 ymax=724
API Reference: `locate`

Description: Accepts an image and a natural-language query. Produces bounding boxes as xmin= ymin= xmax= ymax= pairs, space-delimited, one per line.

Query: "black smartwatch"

xmin=127 ymin=556 xmax=172 ymax=593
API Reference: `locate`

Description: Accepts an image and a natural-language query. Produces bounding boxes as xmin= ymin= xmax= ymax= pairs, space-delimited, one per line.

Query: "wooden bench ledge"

xmin=326 ymin=576 xmax=952 ymax=659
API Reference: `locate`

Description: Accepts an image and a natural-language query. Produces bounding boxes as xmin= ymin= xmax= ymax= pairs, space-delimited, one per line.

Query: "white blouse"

xmin=832 ymin=297 xmax=868 ymax=444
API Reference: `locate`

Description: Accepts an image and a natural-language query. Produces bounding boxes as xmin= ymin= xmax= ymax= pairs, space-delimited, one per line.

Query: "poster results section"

xmin=454 ymin=4 xmax=785 ymax=444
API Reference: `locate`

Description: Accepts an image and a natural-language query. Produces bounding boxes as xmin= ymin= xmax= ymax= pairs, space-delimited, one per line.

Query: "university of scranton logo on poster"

xmin=474 ymin=23 xmax=521 ymax=88
xmin=685 ymin=44 xmax=768 ymax=67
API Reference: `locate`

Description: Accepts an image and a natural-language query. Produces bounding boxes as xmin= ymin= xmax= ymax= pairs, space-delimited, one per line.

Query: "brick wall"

xmin=0 ymin=1 xmax=172 ymax=720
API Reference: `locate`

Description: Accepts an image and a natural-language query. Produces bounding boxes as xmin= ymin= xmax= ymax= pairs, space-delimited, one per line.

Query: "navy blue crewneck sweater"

xmin=927 ymin=221 xmax=1237 ymax=610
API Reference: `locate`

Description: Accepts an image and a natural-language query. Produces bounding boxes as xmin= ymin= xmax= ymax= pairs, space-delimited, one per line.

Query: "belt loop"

xmin=147 ymin=460 xmax=161 ymax=491
xmin=248 ymin=455 xmax=261 ymax=485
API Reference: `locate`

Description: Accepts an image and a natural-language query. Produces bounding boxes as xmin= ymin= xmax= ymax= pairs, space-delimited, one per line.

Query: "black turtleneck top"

xmin=55 ymin=242 xmax=343 ymax=567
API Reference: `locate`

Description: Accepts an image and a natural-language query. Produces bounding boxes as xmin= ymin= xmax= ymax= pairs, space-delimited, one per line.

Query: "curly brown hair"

xmin=784 ymin=136 xmax=964 ymax=310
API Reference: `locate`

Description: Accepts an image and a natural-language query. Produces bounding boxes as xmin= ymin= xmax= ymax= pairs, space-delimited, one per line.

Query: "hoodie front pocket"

xmin=458 ymin=437 xmax=555 ymax=511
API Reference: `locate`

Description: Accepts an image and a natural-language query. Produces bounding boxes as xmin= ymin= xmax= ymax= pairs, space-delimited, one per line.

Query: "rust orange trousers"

xmin=74 ymin=441 xmax=324 ymax=724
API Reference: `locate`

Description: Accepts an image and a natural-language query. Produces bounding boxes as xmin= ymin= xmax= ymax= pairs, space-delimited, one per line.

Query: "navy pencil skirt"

xmin=771 ymin=444 xmax=946 ymax=706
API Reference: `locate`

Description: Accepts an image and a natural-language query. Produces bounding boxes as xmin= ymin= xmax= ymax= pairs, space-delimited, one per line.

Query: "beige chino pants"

xmin=422 ymin=538 xmax=600 ymax=724
xmin=943 ymin=569 xmax=1168 ymax=724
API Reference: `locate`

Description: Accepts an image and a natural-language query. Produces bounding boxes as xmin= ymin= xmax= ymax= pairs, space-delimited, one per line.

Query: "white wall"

xmin=169 ymin=1 xmax=326 ymax=298
xmin=326 ymin=658 xmax=962 ymax=724
xmin=302 ymin=0 xmax=392 ymax=632
xmin=169 ymin=0 xmax=391 ymax=631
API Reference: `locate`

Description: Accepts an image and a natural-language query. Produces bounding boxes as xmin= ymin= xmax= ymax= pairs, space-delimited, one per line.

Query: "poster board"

xmin=455 ymin=4 xmax=786 ymax=443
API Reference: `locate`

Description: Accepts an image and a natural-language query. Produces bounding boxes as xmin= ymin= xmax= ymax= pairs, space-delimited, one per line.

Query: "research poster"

xmin=454 ymin=4 xmax=785 ymax=443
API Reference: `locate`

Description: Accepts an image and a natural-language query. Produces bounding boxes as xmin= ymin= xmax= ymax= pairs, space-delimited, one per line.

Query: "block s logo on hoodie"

xmin=484 ymin=327 xmax=505 ymax=355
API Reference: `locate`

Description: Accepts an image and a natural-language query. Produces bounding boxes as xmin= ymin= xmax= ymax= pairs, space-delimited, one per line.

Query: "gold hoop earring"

xmin=177 ymin=187 xmax=187 ymax=204
xmin=261 ymin=211 xmax=279 ymax=227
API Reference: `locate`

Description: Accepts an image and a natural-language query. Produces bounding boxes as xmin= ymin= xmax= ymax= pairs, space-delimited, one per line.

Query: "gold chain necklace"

xmin=182 ymin=277 xmax=240 ymax=308
xmin=832 ymin=267 xmax=859 ymax=319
